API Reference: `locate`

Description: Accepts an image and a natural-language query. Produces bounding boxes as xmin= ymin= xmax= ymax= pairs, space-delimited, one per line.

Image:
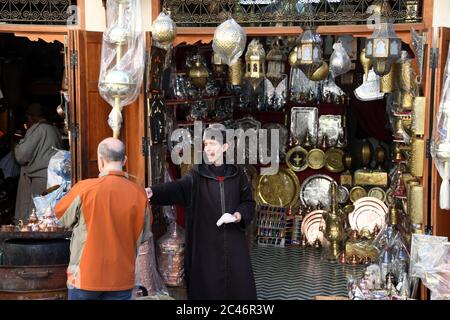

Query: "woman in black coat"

xmin=147 ymin=125 xmax=257 ymax=300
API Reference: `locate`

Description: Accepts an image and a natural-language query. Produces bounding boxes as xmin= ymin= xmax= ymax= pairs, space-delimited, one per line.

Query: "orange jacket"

xmin=55 ymin=171 xmax=151 ymax=291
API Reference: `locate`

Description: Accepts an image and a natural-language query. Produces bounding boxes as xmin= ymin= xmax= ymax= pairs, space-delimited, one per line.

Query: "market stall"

xmin=144 ymin=0 xmax=449 ymax=300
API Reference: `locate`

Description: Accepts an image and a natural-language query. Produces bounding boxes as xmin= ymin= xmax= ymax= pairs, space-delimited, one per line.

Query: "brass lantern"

xmin=266 ymin=39 xmax=287 ymax=88
xmin=245 ymin=39 xmax=266 ymax=90
xmin=212 ymin=52 xmax=226 ymax=76
xmin=297 ymin=27 xmax=323 ymax=79
xmin=189 ymin=55 xmax=209 ymax=89
xmin=365 ymin=22 xmax=402 ymax=76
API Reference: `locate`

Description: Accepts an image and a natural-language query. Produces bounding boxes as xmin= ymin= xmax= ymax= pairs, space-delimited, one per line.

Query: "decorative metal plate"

xmin=350 ymin=186 xmax=367 ymax=203
xmin=325 ymin=147 xmax=345 ymax=173
xmin=257 ymin=168 xmax=300 ymax=208
xmin=349 ymin=197 xmax=388 ymax=232
xmin=307 ymin=149 xmax=325 ymax=170
xmin=300 ymin=174 xmax=335 ymax=210
xmin=368 ymin=187 xmax=387 ymax=203
xmin=285 ymin=146 xmax=308 ymax=172
xmin=290 ymin=107 xmax=319 ymax=146
xmin=338 ymin=185 xmax=350 ymax=204
xmin=301 ymin=211 xmax=326 ymax=245
xmin=319 ymin=115 xmax=342 ymax=147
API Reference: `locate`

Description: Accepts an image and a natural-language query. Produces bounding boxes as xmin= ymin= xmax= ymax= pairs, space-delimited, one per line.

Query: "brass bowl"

xmin=309 ymin=61 xmax=329 ymax=81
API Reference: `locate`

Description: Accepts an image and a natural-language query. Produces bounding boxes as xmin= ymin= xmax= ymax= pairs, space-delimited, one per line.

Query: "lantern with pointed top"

xmin=245 ymin=39 xmax=266 ymax=90
xmin=266 ymin=39 xmax=287 ymax=88
xmin=297 ymin=27 xmax=323 ymax=79
xmin=365 ymin=1 xmax=401 ymax=77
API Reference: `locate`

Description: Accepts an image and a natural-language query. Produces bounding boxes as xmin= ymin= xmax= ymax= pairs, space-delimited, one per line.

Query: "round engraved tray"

xmin=257 ymin=168 xmax=300 ymax=207
xmin=301 ymin=210 xmax=327 ymax=245
xmin=349 ymin=197 xmax=388 ymax=232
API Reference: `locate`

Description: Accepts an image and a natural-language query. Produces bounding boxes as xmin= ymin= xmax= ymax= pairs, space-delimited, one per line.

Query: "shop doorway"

xmin=0 ymin=33 xmax=69 ymax=225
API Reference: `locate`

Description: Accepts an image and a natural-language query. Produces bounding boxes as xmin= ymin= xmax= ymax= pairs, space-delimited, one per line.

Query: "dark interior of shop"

xmin=0 ymin=33 xmax=67 ymax=225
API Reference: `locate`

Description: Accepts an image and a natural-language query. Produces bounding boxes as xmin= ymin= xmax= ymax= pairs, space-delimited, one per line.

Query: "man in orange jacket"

xmin=55 ymin=138 xmax=151 ymax=300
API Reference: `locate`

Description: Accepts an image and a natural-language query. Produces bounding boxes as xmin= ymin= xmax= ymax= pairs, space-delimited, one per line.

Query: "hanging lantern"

xmin=297 ymin=27 xmax=323 ymax=79
xmin=245 ymin=39 xmax=266 ymax=90
xmin=151 ymin=10 xmax=177 ymax=46
xmin=365 ymin=22 xmax=402 ymax=76
xmin=189 ymin=55 xmax=209 ymax=89
xmin=266 ymin=39 xmax=287 ymax=88
xmin=213 ymin=18 xmax=247 ymax=66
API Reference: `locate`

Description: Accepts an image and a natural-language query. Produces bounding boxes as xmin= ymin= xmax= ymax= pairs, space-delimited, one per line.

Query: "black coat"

xmin=151 ymin=164 xmax=257 ymax=300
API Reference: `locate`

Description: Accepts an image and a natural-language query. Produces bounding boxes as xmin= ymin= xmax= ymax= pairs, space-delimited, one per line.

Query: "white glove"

xmin=216 ymin=213 xmax=237 ymax=227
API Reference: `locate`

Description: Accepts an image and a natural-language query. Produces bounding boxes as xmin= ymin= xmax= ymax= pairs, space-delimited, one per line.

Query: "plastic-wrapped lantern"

xmin=151 ymin=10 xmax=177 ymax=47
xmin=244 ymin=39 xmax=266 ymax=90
xmin=266 ymin=39 xmax=287 ymax=88
xmin=213 ymin=18 xmax=246 ymax=66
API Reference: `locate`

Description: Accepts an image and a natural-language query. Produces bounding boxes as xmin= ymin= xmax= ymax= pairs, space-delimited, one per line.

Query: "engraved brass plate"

xmin=256 ymin=168 xmax=300 ymax=208
xmin=286 ymin=146 xmax=308 ymax=172
xmin=325 ymin=147 xmax=345 ymax=173
xmin=307 ymin=149 xmax=326 ymax=170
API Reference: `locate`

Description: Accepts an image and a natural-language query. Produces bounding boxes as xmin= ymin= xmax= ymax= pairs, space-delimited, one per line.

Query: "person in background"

xmin=14 ymin=103 xmax=62 ymax=221
xmin=146 ymin=124 xmax=257 ymax=300
xmin=55 ymin=138 xmax=152 ymax=300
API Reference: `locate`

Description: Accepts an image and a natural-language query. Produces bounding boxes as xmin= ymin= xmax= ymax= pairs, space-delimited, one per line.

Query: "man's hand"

xmin=233 ymin=212 xmax=242 ymax=223
xmin=145 ymin=187 xmax=153 ymax=199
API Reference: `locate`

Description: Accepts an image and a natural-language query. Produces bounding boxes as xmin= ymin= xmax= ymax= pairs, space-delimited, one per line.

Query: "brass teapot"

xmin=321 ymin=182 xmax=345 ymax=260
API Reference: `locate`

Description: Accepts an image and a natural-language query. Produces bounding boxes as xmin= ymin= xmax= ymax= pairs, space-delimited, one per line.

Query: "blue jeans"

xmin=68 ymin=288 xmax=133 ymax=300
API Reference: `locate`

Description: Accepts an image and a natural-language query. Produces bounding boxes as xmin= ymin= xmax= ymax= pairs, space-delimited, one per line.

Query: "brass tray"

xmin=307 ymin=149 xmax=326 ymax=170
xmin=325 ymin=147 xmax=345 ymax=173
xmin=285 ymin=146 xmax=308 ymax=172
xmin=256 ymin=168 xmax=300 ymax=208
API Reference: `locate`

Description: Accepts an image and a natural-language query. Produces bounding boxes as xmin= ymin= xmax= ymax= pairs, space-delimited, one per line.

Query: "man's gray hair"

xmin=98 ymin=141 xmax=125 ymax=162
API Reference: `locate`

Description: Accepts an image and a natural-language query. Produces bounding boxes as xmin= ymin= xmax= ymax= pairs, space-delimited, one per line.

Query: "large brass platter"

xmin=325 ymin=147 xmax=345 ymax=173
xmin=285 ymin=146 xmax=308 ymax=172
xmin=307 ymin=149 xmax=326 ymax=170
xmin=256 ymin=168 xmax=300 ymax=208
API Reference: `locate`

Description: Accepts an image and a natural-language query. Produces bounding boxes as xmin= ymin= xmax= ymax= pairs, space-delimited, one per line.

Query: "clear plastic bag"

xmin=98 ymin=0 xmax=145 ymax=134
xmin=430 ymin=44 xmax=450 ymax=209
xmin=47 ymin=149 xmax=71 ymax=189
xmin=212 ymin=18 xmax=246 ymax=66
xmin=329 ymin=42 xmax=352 ymax=78
xmin=410 ymin=234 xmax=450 ymax=300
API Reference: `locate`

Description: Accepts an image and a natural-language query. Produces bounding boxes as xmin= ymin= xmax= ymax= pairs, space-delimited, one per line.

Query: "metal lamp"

xmin=245 ymin=39 xmax=266 ymax=90
xmin=266 ymin=39 xmax=287 ymax=88
xmin=297 ymin=27 xmax=323 ymax=79
xmin=365 ymin=21 xmax=402 ymax=76
xmin=189 ymin=55 xmax=209 ymax=89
